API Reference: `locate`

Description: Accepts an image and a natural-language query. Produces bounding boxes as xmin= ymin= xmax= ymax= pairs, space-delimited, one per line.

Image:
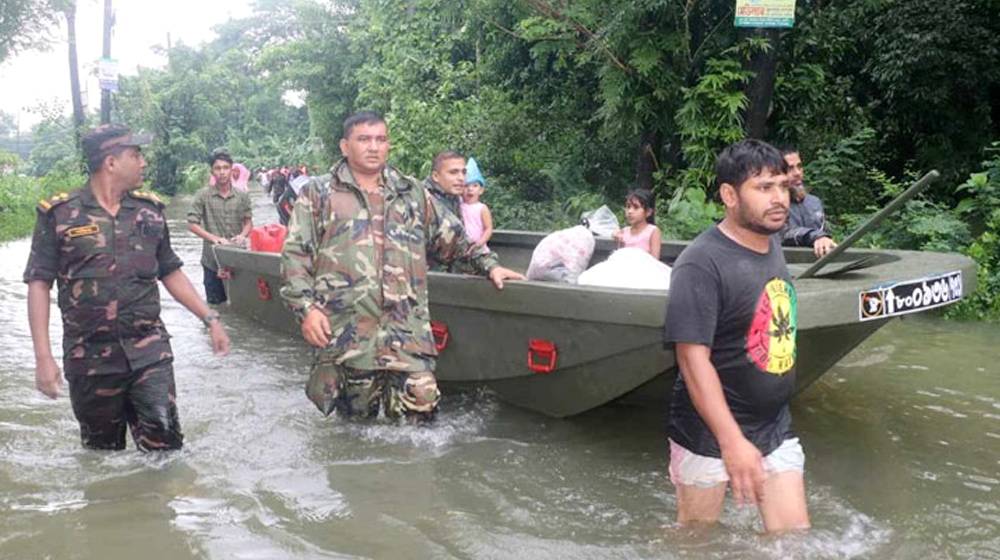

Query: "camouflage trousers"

xmin=306 ymin=361 xmax=441 ymax=422
xmin=67 ymin=359 xmax=183 ymax=451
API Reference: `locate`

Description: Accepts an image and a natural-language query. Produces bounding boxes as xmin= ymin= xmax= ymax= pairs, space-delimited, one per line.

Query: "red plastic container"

xmin=250 ymin=224 xmax=287 ymax=253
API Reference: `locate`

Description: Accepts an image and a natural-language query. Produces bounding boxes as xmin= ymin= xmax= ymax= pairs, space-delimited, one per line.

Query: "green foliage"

xmin=660 ymin=186 xmax=723 ymax=241
xmin=805 ymin=128 xmax=879 ymax=216
xmin=179 ymin=164 xmax=210 ymax=195
xmin=0 ymin=0 xmax=60 ymax=64
xmin=671 ymin=44 xmax=755 ymax=193
xmin=0 ymin=150 xmax=22 ymax=170
xmin=947 ymin=144 xmax=1000 ymax=320
xmin=27 ymin=114 xmax=79 ymax=176
xmin=114 ymin=6 xmax=312 ymax=195
xmin=0 ymin=159 xmax=85 ymax=242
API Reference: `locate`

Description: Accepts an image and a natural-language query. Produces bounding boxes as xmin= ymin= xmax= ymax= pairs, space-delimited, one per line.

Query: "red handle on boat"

xmin=527 ymin=339 xmax=557 ymax=374
xmin=257 ymin=279 xmax=272 ymax=300
xmin=431 ymin=320 xmax=449 ymax=351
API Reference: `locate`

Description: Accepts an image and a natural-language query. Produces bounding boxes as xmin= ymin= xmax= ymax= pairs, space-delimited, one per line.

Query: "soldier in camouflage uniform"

xmin=280 ymin=112 xmax=523 ymax=422
xmin=424 ymin=151 xmax=466 ymax=273
xmin=24 ymin=125 xmax=231 ymax=451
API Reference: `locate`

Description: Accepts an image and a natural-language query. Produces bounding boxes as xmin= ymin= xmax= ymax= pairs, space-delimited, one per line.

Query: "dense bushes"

xmin=0 ymin=161 xmax=85 ymax=242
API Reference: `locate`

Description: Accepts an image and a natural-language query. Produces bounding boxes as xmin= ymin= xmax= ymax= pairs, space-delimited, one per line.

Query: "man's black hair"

xmin=432 ymin=150 xmax=465 ymax=172
xmin=625 ymin=189 xmax=656 ymax=225
xmin=715 ymin=139 xmax=788 ymax=191
xmin=778 ymin=146 xmax=799 ymax=157
xmin=342 ymin=111 xmax=386 ymax=139
xmin=209 ymin=150 xmax=234 ymax=167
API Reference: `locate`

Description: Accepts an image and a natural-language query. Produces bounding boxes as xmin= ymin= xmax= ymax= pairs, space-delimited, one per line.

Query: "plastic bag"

xmin=578 ymin=247 xmax=671 ymax=290
xmin=526 ymin=226 xmax=596 ymax=284
xmin=580 ymin=205 xmax=620 ymax=237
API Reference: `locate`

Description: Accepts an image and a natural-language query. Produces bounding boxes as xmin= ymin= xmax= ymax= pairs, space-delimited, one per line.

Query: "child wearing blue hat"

xmin=461 ymin=157 xmax=493 ymax=251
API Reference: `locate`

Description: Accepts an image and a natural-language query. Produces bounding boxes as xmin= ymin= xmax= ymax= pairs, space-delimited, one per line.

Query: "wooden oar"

xmin=796 ymin=170 xmax=940 ymax=279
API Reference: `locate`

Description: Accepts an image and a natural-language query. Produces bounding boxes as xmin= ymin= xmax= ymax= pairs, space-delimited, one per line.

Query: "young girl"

xmin=461 ymin=157 xmax=493 ymax=251
xmin=612 ymin=189 xmax=661 ymax=259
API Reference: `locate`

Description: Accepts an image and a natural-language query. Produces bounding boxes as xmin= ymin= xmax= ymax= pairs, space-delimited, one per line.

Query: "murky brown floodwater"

xmin=0 ymin=183 xmax=997 ymax=559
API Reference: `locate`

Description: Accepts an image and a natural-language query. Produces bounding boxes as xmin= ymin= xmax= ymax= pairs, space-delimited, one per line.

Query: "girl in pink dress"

xmin=612 ymin=189 xmax=662 ymax=259
xmin=461 ymin=157 xmax=493 ymax=251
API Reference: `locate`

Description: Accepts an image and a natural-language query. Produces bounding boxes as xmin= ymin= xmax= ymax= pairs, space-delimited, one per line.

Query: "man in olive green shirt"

xmin=187 ymin=151 xmax=252 ymax=304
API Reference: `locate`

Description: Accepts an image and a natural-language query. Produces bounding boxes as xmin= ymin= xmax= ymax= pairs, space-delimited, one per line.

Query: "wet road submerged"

xmin=1 ymin=186 xmax=998 ymax=559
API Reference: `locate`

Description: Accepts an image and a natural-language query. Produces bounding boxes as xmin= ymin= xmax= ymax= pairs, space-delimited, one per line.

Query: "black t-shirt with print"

xmin=665 ymin=225 xmax=797 ymax=458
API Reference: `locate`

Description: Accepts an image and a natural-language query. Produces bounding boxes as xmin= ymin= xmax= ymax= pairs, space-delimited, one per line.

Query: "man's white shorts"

xmin=668 ymin=437 xmax=805 ymax=488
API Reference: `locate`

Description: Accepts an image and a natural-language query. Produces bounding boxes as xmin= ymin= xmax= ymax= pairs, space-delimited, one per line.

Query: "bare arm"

xmin=649 ymin=225 xmax=662 ymax=260
xmin=161 ymin=270 xmax=230 ymax=355
xmin=27 ymin=280 xmax=62 ymax=398
xmin=676 ymin=342 xmax=765 ymax=505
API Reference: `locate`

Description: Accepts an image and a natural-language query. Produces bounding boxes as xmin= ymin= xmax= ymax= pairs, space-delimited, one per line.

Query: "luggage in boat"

xmin=578 ymin=248 xmax=671 ymax=290
xmin=526 ymin=226 xmax=595 ymax=284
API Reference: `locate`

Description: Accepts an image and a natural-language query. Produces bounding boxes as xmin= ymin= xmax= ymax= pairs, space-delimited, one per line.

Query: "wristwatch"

xmin=201 ymin=310 xmax=221 ymax=327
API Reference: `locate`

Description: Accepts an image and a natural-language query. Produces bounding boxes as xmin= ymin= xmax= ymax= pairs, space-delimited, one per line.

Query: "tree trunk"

xmin=635 ymin=130 xmax=661 ymax=191
xmin=100 ymin=0 xmax=113 ymax=124
xmin=741 ymin=28 xmax=779 ymax=140
xmin=65 ymin=6 xmax=85 ymax=150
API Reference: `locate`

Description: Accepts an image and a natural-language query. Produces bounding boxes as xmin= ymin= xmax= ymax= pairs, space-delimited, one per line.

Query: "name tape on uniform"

xmin=66 ymin=224 xmax=101 ymax=238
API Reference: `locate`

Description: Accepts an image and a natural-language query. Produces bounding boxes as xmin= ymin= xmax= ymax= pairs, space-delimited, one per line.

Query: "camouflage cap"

xmin=82 ymin=124 xmax=152 ymax=167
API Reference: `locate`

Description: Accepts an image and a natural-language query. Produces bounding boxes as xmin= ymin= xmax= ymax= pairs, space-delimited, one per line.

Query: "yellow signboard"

xmin=735 ymin=0 xmax=796 ymax=28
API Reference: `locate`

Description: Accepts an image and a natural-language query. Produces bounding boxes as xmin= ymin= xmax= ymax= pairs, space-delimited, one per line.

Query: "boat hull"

xmin=214 ymin=231 xmax=976 ymax=417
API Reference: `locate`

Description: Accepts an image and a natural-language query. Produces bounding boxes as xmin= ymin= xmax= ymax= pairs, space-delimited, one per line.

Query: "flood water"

xmin=1 ymin=185 xmax=998 ymax=559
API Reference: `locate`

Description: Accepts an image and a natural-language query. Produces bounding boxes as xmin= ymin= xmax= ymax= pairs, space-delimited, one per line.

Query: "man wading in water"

xmin=664 ymin=139 xmax=810 ymax=532
xmin=280 ymin=111 xmax=523 ymax=422
xmin=24 ymin=125 xmax=231 ymax=451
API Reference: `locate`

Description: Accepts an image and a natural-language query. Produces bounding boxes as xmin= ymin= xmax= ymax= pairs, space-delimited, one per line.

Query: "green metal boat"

xmin=213 ymin=230 xmax=976 ymax=417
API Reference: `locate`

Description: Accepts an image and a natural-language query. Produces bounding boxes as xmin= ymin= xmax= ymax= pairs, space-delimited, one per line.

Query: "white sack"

xmin=577 ymin=247 xmax=671 ymax=290
xmin=526 ymin=225 xmax=596 ymax=284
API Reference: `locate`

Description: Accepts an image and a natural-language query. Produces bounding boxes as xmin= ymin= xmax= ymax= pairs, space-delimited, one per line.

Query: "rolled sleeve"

xmin=186 ymin=190 xmax=205 ymax=225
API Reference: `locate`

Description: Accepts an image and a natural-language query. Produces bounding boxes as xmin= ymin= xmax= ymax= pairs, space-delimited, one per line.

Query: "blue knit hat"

xmin=465 ymin=157 xmax=485 ymax=187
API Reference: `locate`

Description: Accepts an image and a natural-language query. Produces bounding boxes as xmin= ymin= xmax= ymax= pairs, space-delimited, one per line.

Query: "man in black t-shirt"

xmin=665 ymin=139 xmax=810 ymax=532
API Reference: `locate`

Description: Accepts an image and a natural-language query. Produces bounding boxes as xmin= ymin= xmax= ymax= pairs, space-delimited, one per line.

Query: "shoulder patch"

xmin=37 ymin=192 xmax=70 ymax=212
xmin=130 ymin=190 xmax=165 ymax=207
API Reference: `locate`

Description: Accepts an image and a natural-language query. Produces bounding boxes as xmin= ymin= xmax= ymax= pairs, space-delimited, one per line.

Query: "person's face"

xmin=432 ymin=157 xmax=467 ymax=196
xmin=212 ymin=159 xmax=233 ymax=187
xmin=463 ymin=181 xmax=483 ymax=203
xmin=339 ymin=121 xmax=390 ymax=175
xmin=783 ymin=152 xmax=805 ymax=199
xmin=111 ymin=146 xmax=146 ymax=189
xmin=624 ymin=197 xmax=651 ymax=226
xmin=722 ymin=169 xmax=790 ymax=235
xmin=232 ymin=167 xmax=241 ymax=180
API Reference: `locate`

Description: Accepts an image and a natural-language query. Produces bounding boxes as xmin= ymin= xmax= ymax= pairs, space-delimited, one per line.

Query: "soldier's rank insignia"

xmin=66 ymin=224 xmax=100 ymax=238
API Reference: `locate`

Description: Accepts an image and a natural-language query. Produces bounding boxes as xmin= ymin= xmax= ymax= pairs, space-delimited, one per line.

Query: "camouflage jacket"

xmin=424 ymin=177 xmax=471 ymax=272
xmin=23 ymin=184 xmax=184 ymax=376
xmin=423 ymin=177 xmax=461 ymax=217
xmin=280 ymin=159 xmax=500 ymax=372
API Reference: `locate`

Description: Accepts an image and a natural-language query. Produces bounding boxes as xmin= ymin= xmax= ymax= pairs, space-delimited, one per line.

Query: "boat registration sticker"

xmin=858 ymin=270 xmax=963 ymax=321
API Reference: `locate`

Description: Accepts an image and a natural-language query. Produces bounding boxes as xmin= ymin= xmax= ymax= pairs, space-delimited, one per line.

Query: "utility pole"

xmin=741 ymin=27 xmax=779 ymax=140
xmin=100 ymin=0 xmax=113 ymax=124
